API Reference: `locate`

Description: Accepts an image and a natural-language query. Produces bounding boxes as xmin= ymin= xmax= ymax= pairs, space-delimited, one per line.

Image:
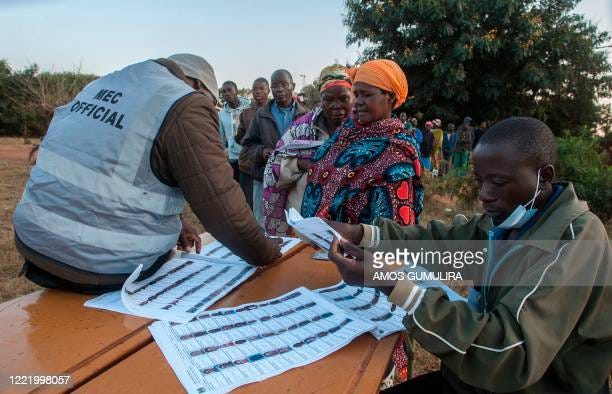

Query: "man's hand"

xmin=267 ymin=236 xmax=283 ymax=262
xmin=324 ymin=220 xmax=364 ymax=245
xmin=177 ymin=220 xmax=202 ymax=253
xmin=262 ymin=147 xmax=274 ymax=161
xmin=296 ymin=158 xmax=311 ymax=171
xmin=328 ymin=237 xmax=366 ymax=287
xmin=328 ymin=237 xmax=396 ymax=295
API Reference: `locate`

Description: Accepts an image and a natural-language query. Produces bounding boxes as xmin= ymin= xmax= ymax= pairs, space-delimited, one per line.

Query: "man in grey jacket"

xmin=241 ymin=69 xmax=307 ymax=225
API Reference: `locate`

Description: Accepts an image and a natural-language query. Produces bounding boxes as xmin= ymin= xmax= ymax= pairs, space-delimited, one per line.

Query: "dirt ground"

xmin=0 ymin=140 xmax=40 ymax=300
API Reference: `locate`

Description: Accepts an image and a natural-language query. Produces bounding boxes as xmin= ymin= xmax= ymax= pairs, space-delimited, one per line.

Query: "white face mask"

xmin=497 ymin=168 xmax=542 ymax=229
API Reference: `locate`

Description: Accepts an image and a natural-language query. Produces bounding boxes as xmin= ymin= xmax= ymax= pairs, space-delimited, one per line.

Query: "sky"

xmin=1 ymin=0 xmax=610 ymax=91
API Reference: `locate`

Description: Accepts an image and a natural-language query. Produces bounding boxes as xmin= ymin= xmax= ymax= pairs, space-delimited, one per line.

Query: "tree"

xmin=300 ymin=80 xmax=321 ymax=109
xmin=0 ymin=61 xmax=97 ymax=139
xmin=344 ymin=0 xmax=612 ymax=133
xmin=237 ymin=87 xmax=251 ymax=98
xmin=0 ymin=60 xmax=21 ymax=136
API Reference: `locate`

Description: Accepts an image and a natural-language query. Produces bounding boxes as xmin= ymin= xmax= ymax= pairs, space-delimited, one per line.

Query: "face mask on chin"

xmin=496 ymin=168 xmax=542 ymax=230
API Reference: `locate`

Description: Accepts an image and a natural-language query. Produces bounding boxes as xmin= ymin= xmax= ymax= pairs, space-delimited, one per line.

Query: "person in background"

xmin=241 ymin=70 xmax=308 ymax=225
xmin=410 ymin=117 xmax=423 ymax=146
xmin=420 ymin=120 xmax=435 ymax=171
xmin=430 ymin=118 xmax=444 ymax=175
xmin=219 ymin=80 xmax=251 ymax=183
xmin=399 ymin=112 xmax=409 ymax=128
xmin=325 ymin=117 xmax=611 ymax=394
xmin=442 ymin=122 xmax=457 ymax=176
xmin=263 ymin=64 xmax=353 ymax=236
xmin=301 ymin=59 xmax=423 ymax=228
xmin=235 ymin=78 xmax=270 ymax=209
xmin=473 ymin=120 xmax=488 ymax=149
xmin=454 ymin=116 xmax=474 ymax=175
xmin=13 ymin=54 xmax=281 ymax=293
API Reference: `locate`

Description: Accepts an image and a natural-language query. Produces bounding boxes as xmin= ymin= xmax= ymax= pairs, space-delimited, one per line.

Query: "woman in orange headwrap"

xmin=301 ymin=59 xmax=424 ymax=228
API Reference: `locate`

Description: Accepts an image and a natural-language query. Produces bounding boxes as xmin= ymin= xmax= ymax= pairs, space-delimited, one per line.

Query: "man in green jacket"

xmin=327 ymin=117 xmax=611 ymax=393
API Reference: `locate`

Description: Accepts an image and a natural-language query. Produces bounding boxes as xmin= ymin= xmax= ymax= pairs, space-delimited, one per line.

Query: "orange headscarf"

xmin=348 ymin=59 xmax=408 ymax=109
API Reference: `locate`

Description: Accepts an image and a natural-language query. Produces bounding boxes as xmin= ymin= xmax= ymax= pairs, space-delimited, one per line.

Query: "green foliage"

xmin=0 ymin=60 xmax=97 ymax=137
xmin=425 ymin=133 xmax=612 ymax=223
xmin=300 ymin=80 xmax=321 ymax=109
xmin=344 ymin=0 xmax=612 ymax=133
xmin=426 ymin=166 xmax=480 ymax=211
xmin=0 ymin=60 xmax=21 ymax=136
xmin=556 ymin=130 xmax=612 ymax=221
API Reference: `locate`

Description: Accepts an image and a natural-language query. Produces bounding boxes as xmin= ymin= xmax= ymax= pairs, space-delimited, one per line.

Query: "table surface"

xmin=1 ymin=240 xmax=399 ymax=393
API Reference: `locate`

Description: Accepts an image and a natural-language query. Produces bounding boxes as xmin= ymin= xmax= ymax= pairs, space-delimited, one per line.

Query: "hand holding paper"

xmin=285 ymin=208 xmax=342 ymax=251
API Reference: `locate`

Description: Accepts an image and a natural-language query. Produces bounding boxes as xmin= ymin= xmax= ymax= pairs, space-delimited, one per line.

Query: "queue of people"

xmin=396 ymin=113 xmax=490 ymax=176
xmin=11 ymin=53 xmax=611 ymax=393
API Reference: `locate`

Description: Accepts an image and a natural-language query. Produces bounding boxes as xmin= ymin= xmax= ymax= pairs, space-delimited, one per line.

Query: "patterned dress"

xmin=301 ymin=117 xmax=424 ymax=226
xmin=262 ymin=107 xmax=327 ymax=236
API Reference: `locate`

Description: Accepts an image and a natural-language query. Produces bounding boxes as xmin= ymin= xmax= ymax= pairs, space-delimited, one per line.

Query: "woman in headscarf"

xmin=301 ymin=59 xmax=424 ymax=227
xmin=262 ymin=64 xmax=353 ymax=236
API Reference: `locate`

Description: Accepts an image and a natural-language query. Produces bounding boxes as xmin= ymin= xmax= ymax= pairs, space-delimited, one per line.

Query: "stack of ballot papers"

xmin=84 ymin=237 xmax=301 ymax=323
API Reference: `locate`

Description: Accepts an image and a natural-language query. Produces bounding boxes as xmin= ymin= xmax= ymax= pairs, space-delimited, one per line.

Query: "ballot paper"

xmin=184 ymin=237 xmax=301 ymax=264
xmin=84 ymin=289 xmax=130 ymax=314
xmin=315 ymin=281 xmax=406 ymax=339
xmin=315 ymin=279 xmax=467 ymax=340
xmin=85 ymin=237 xmax=301 ymax=321
xmin=120 ymin=258 xmax=257 ymax=323
xmin=285 ymin=208 xmax=341 ymax=250
xmin=149 ymin=287 xmax=375 ymax=394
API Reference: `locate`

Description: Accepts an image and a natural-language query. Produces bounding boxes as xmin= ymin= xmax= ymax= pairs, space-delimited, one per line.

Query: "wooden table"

xmin=74 ymin=246 xmax=400 ymax=393
xmin=0 ymin=290 xmax=152 ymax=394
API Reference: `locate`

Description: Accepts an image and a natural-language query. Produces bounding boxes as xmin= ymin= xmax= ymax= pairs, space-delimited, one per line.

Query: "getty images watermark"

xmin=363 ymin=240 xmax=612 ymax=287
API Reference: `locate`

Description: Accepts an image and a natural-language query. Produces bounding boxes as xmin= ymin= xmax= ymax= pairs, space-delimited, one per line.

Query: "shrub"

xmin=425 ymin=166 xmax=480 ymax=212
xmin=556 ymin=130 xmax=612 ymax=222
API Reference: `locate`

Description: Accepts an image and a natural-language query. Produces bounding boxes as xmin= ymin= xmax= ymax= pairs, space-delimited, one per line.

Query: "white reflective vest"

xmin=13 ymin=60 xmax=194 ymax=274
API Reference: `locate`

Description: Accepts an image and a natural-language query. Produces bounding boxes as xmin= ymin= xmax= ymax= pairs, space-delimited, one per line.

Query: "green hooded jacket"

xmin=375 ymin=182 xmax=611 ymax=393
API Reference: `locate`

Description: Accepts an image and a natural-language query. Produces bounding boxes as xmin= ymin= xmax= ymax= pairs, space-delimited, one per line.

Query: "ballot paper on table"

xmin=149 ymin=287 xmax=374 ymax=394
xmin=285 ymin=208 xmax=342 ymax=250
xmin=315 ymin=281 xmax=406 ymax=340
xmin=83 ymin=288 xmax=130 ymax=314
xmin=182 ymin=237 xmax=301 ymax=264
xmin=120 ymin=259 xmax=256 ymax=323
xmin=85 ymin=237 xmax=302 ymax=322
xmin=314 ymin=279 xmax=466 ymax=340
